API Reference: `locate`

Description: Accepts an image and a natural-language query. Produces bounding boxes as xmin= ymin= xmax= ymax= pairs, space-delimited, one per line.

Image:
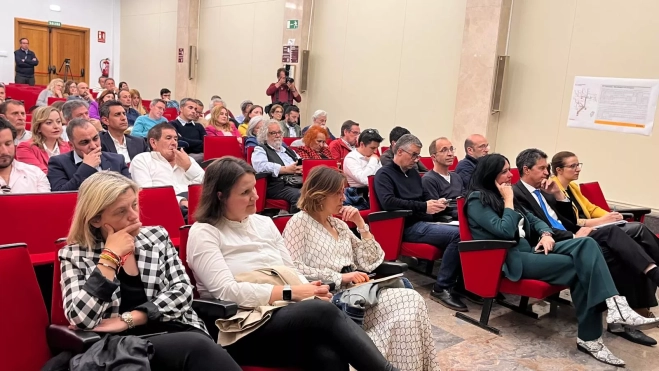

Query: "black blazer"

xmin=100 ymin=132 xmax=149 ymax=161
xmin=47 ymin=151 xmax=131 ymax=191
xmin=512 ymin=181 xmax=579 ymax=241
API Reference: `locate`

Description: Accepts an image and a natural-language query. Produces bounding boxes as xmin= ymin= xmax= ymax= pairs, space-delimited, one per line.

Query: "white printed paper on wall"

xmin=567 ymin=76 xmax=659 ymax=136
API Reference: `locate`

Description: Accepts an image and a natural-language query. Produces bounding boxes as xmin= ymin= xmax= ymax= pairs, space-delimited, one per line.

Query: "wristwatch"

xmin=120 ymin=312 xmax=135 ymax=329
xmin=357 ymin=224 xmax=370 ymax=234
xmin=282 ymin=285 xmax=292 ymax=301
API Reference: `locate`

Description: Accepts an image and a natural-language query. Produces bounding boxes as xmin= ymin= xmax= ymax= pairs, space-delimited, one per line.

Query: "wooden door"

xmin=51 ymin=28 xmax=88 ymax=84
xmin=14 ymin=22 xmax=50 ymax=86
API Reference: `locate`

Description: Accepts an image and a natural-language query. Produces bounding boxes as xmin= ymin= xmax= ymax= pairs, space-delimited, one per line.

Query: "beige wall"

xmin=196 ymin=0 xmax=285 ymax=114
xmin=120 ymin=0 xmax=178 ymax=99
xmin=497 ymin=0 xmax=659 ymax=209
xmin=305 ymin=0 xmax=466 ymax=146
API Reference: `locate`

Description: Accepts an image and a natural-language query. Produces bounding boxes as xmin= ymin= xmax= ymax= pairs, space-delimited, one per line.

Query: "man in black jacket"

xmin=454 ymin=134 xmax=489 ymax=187
xmin=169 ymin=98 xmax=206 ymax=162
xmin=14 ymin=38 xmax=38 ymax=85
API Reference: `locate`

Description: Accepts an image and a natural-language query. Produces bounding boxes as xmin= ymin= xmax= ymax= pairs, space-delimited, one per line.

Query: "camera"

xmin=286 ymin=77 xmax=294 ymax=84
xmin=64 ymin=58 xmax=71 ymax=65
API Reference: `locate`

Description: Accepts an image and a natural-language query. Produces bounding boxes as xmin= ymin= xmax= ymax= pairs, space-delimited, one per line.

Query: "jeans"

xmin=403 ymin=221 xmax=461 ymax=290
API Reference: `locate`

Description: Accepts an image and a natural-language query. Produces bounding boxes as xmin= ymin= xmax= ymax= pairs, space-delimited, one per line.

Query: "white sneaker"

xmin=577 ymin=337 xmax=625 ymax=367
xmin=607 ymin=296 xmax=659 ymax=331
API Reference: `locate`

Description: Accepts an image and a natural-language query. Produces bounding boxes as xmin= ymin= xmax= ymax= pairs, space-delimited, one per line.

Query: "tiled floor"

xmin=405 ymin=268 xmax=659 ymax=370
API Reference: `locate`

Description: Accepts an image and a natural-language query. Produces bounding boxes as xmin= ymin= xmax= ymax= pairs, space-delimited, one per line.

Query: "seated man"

xmin=455 ymin=134 xmax=489 ymax=186
xmin=235 ymin=100 xmax=252 ymax=125
xmin=130 ymin=123 xmax=204 ymax=222
xmin=343 ymin=129 xmax=383 ymax=188
xmin=251 ymin=120 xmax=302 ymax=212
xmin=421 ymin=137 xmax=464 ymax=220
xmin=169 ymin=98 xmax=206 ymax=162
xmin=47 ymin=118 xmax=130 ymax=191
xmin=328 ymin=120 xmax=360 ymax=164
xmin=381 ymin=126 xmax=427 ymax=172
xmin=117 ymin=89 xmax=139 ymax=126
xmin=99 ymin=101 xmax=148 ymax=164
xmin=69 ymin=82 xmax=100 ymax=119
xmin=300 ymin=110 xmax=336 ymax=139
xmin=0 ymin=117 xmax=49 ymax=193
xmin=131 ymin=99 xmax=167 ymax=137
xmin=0 ymin=100 xmax=31 ymax=144
xmin=374 ymin=134 xmax=464 ymax=311
xmin=160 ymin=88 xmax=179 ymax=110
xmin=61 ymin=100 xmax=104 ymax=140
xmin=282 ymin=105 xmax=301 ymax=138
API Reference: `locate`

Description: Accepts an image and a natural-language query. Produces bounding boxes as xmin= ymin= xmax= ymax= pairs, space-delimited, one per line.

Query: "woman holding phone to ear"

xmin=464 ymin=154 xmax=659 ymax=367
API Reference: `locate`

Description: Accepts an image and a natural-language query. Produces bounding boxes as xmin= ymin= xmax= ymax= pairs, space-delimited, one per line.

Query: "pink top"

xmin=206 ymin=124 xmax=240 ymax=138
xmin=16 ymin=139 xmax=72 ymax=174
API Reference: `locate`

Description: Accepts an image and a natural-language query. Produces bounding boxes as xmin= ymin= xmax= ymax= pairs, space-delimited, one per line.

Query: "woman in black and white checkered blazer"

xmin=58 ymin=171 xmax=241 ymax=370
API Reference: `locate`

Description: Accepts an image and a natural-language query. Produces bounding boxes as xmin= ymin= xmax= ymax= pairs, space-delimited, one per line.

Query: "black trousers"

xmin=15 ymin=74 xmax=35 ymax=85
xmin=225 ymin=300 xmax=395 ymax=371
xmin=267 ymin=182 xmax=301 ymax=213
xmin=148 ymin=331 xmax=241 ymax=371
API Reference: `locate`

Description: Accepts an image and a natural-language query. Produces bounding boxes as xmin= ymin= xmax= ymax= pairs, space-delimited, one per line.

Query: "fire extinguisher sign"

xmin=97 ymin=31 xmax=106 ymax=43
xmin=178 ymin=48 xmax=184 ymax=63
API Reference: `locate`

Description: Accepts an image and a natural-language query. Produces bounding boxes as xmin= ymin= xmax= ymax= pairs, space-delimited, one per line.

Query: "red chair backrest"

xmin=139 ymin=186 xmax=185 ymax=242
xmin=0 ymin=244 xmax=52 ymax=371
xmin=579 ymin=182 xmax=611 ymax=211
xmin=272 ymin=215 xmax=292 ymax=234
xmin=246 ymin=146 xmax=255 ymax=165
xmin=448 ymin=157 xmax=458 ymax=171
xmin=178 ymin=225 xmax=197 ymax=291
xmin=367 ymin=211 xmax=405 ymax=261
xmin=48 ymin=97 xmax=66 ymax=105
xmin=282 ymin=137 xmax=297 ymax=146
xmin=510 ymin=168 xmax=520 ymax=185
xmin=51 ymin=239 xmax=69 ymax=326
xmin=163 ymin=112 xmax=177 ymax=121
xmin=187 ymin=184 xmax=203 ymax=224
xmin=203 ymin=136 xmax=244 ymax=161
xmin=302 ymin=160 xmax=339 ymax=181
xmin=418 ymin=157 xmax=433 ymax=170
xmin=164 ymin=107 xmax=178 ymax=117
xmin=367 ymin=175 xmax=381 ymax=212
xmin=254 ymin=176 xmax=268 ymax=212
xmin=142 ymin=99 xmax=152 ymax=112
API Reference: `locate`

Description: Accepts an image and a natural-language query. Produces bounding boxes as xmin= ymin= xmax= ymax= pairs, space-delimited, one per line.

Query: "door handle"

xmin=80 ymin=68 xmax=85 ymax=78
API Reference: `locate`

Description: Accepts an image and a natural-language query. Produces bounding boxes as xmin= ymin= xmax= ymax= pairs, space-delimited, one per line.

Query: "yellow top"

xmin=550 ymin=175 xmax=608 ymax=221
xmin=238 ymin=123 xmax=249 ymax=137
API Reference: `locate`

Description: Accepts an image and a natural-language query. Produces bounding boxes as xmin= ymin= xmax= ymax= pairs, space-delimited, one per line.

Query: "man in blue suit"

xmin=48 ymin=118 xmax=130 ymax=191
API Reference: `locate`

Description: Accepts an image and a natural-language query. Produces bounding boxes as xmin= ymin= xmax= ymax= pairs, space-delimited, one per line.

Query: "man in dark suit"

xmin=14 ymin=38 xmax=38 ymax=85
xmin=513 ymin=148 xmax=658 ymax=346
xmin=455 ymin=134 xmax=489 ymax=187
xmin=169 ymin=98 xmax=206 ymax=162
xmin=99 ymin=100 xmax=148 ymax=164
xmin=48 ymin=118 xmax=130 ymax=191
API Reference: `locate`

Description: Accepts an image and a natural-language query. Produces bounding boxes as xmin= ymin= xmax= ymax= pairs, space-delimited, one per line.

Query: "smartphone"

xmin=367 ymin=273 xmax=377 ymax=278
xmin=297 ymin=158 xmax=303 ymax=166
xmin=534 ymin=247 xmax=545 ymax=254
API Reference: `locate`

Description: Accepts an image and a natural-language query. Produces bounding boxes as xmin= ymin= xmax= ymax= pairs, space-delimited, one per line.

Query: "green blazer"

xmin=466 ymin=191 xmax=553 ymax=281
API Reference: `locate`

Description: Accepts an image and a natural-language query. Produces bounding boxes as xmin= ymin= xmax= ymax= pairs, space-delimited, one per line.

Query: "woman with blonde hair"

xmin=16 ymin=106 xmax=71 ymax=173
xmin=205 ymin=105 xmax=242 ymax=143
xmin=63 ymin=80 xmax=78 ymax=98
xmin=59 ymin=172 xmax=241 ymax=370
xmin=36 ymin=78 xmax=64 ymax=106
xmin=129 ymin=89 xmax=147 ymax=115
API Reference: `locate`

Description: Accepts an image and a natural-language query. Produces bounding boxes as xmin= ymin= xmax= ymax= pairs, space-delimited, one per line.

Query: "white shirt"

xmin=0 ymin=160 xmax=50 ymax=194
xmin=110 ymin=134 xmax=130 ymax=164
xmin=14 ymin=130 xmax=32 ymax=145
xmin=520 ymin=179 xmax=566 ymax=224
xmin=343 ymin=149 xmax=382 ymax=187
xmin=187 ymin=215 xmax=307 ymax=307
xmin=44 ymin=142 xmax=61 ymax=157
xmin=129 ymin=151 xmax=204 ymax=203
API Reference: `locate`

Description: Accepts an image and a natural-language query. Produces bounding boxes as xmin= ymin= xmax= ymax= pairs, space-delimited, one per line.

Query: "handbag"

xmin=281 ymin=174 xmax=303 ymax=188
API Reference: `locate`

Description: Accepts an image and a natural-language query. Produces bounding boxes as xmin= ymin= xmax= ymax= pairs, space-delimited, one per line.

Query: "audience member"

xmin=193 ymin=99 xmax=205 ymax=123
xmin=252 ymin=120 xmax=302 ymax=212
xmin=203 ymin=96 xmax=224 ymax=120
xmin=71 ymin=82 xmax=100 ymax=119
xmin=0 ymin=100 xmax=31 ymax=144
xmin=47 ymin=118 xmax=130 ymax=191
xmin=132 ymin=99 xmax=167 ymax=137
xmin=92 ymin=76 xmax=107 ymax=93
xmin=243 ymin=115 xmax=266 ymax=152
xmin=301 ymin=110 xmax=335 ymax=139
xmin=421 ymin=137 xmax=464 ymax=220
xmin=268 ymin=104 xmax=284 ymax=121
xmin=294 ymin=125 xmax=333 ymax=160
xmin=0 ymin=83 xmax=5 ymax=102
xmin=63 ymin=80 xmax=78 ymax=98
xmin=36 ymin=78 xmax=64 ymax=107
xmin=186 ymin=157 xmax=397 ymax=370
xmin=374 ymin=134 xmax=464 ymax=311
xmin=118 ymin=81 xmax=129 ymax=90
xmin=129 ymin=89 xmax=147 ymax=115
xmin=238 ymin=105 xmax=263 ymax=136
xmin=328 ymin=120 xmax=360 ymax=163
xmin=104 ymin=78 xmax=117 ymax=93
xmin=282 ymin=105 xmax=301 ymax=138
xmin=455 ymin=134 xmax=489 ymax=186
xmin=0 ymin=117 xmax=49 ymax=193
xmin=381 ymin=126 xmax=428 ymax=172
xmin=205 ymin=105 xmax=241 ymax=143
xmin=285 ymin=166 xmax=440 ymax=370
xmin=343 ymin=129 xmax=383 ymax=188
xmin=62 ymin=100 xmax=104 ymax=136
xmin=14 ymin=38 xmax=38 ymax=85
xmin=99 ymin=101 xmax=149 ymax=164
xmin=130 ymin=123 xmax=204 ymax=221
xmin=170 ymin=98 xmax=206 ymax=162
xmin=59 ymin=171 xmax=240 ymax=371
xmin=97 ymin=89 xmax=117 ymax=109
xmin=266 ymin=67 xmax=301 ymax=105
xmin=465 ymin=153 xmax=659 ymax=366
xmin=118 ymin=89 xmax=139 ymax=126
xmin=16 ymin=106 xmax=71 ymax=173
xmin=160 ymin=88 xmax=179 ymax=110
xmin=235 ymin=100 xmax=253 ymax=124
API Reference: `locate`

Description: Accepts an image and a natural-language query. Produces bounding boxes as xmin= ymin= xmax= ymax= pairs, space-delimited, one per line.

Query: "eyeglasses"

xmin=268 ymin=131 xmax=283 ymax=136
xmin=401 ymin=148 xmax=420 ymax=160
xmin=437 ymin=146 xmax=456 ymax=153
xmin=563 ymin=162 xmax=583 ymax=170
xmin=349 ymin=131 xmax=360 ymax=135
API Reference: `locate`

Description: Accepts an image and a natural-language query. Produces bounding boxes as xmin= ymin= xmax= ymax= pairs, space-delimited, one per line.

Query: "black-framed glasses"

xmin=268 ymin=131 xmax=283 ymax=136
xmin=401 ymin=148 xmax=420 ymax=160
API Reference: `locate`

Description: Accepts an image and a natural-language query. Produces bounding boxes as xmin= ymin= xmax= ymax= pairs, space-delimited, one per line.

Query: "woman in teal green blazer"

xmin=464 ymin=154 xmax=659 ymax=367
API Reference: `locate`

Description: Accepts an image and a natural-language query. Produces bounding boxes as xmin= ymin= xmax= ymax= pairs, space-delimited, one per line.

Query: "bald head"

xmin=464 ymin=134 xmax=489 ymax=159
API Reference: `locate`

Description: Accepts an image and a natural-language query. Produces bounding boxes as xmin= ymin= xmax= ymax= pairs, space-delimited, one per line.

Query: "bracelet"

xmin=98 ymin=262 xmax=118 ymax=272
xmin=100 ymin=253 xmax=120 ymax=267
xmin=102 ymin=248 xmax=121 ymax=263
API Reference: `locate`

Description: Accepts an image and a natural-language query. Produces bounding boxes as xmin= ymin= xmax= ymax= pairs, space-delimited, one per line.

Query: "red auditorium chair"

xmin=510 ymin=168 xmax=520 ymax=184
xmin=139 ymin=186 xmax=185 ymax=247
xmin=282 ymin=137 xmax=298 ymax=146
xmin=254 ymin=173 xmax=290 ymax=213
xmin=0 ymin=191 xmax=78 ymax=265
xmin=448 ymin=157 xmax=458 ymax=171
xmin=301 ymin=159 xmax=338 ymax=181
xmin=246 ymin=146 xmax=255 ymax=165
xmin=579 ymin=182 xmax=650 ymax=222
xmin=454 ymin=197 xmax=569 ymax=334
xmin=418 ymin=157 xmax=433 ymax=170
xmin=380 ymin=146 xmax=389 ymax=154
xmin=187 ymin=184 xmax=203 ymax=224
xmin=47 ymin=97 xmax=66 ymax=105
xmin=204 ymin=136 xmax=244 ymax=161
xmin=142 ymin=99 xmax=152 ymax=111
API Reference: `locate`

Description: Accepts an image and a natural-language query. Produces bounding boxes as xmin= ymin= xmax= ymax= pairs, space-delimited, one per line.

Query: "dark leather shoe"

xmin=452 ymin=288 xmax=484 ymax=305
xmin=607 ymin=325 xmax=657 ymax=346
xmin=430 ymin=289 xmax=468 ymax=312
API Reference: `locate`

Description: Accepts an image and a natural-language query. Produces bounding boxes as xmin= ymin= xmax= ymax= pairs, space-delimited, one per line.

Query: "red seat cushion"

xmin=265 ymin=199 xmax=289 ymax=211
xmin=30 ymin=251 xmax=57 ymax=266
xmin=499 ymin=278 xmax=567 ymax=299
xmin=139 ymin=186 xmax=185 ymax=247
xmin=401 ymin=242 xmax=443 ymax=261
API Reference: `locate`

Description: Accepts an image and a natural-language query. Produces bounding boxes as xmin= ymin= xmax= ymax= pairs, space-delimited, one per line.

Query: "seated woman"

xmin=284 ymin=166 xmax=440 ymax=371
xmin=58 ymin=172 xmax=240 ymax=370
xmin=16 ymin=106 xmax=71 ymax=173
xmin=294 ymin=125 xmax=334 ymax=160
xmin=238 ymin=104 xmax=263 ymax=136
xmin=63 ymin=80 xmax=78 ymax=99
xmin=465 ymin=154 xmax=659 ymax=367
xmin=205 ymin=105 xmax=241 ymax=141
xmin=97 ymin=89 xmax=116 ymax=107
xmin=243 ymin=115 xmax=266 ymax=153
xmin=36 ymin=78 xmax=64 ymax=106
xmin=187 ymin=157 xmax=398 ymax=371
xmin=268 ymin=104 xmax=284 ymax=121
xmin=551 ymin=151 xmax=659 ymax=314
xmin=130 ymin=89 xmax=147 ymax=115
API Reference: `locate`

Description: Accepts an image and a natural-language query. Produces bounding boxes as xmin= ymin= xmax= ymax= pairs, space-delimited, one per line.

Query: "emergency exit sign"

xmin=286 ymin=20 xmax=299 ymax=29
xmin=48 ymin=21 xmax=61 ymax=27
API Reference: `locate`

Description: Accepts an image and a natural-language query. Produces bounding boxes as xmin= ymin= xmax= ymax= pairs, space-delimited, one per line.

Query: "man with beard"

xmin=282 ymin=105 xmax=301 ymax=138
xmin=0 ymin=117 xmax=50 ymax=193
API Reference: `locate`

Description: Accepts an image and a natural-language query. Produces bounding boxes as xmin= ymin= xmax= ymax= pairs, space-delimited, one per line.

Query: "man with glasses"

xmin=343 ymin=129 xmax=383 ymax=188
xmin=329 ymin=120 xmax=360 ymax=163
xmin=252 ymin=120 xmax=302 ymax=212
xmin=0 ymin=117 xmax=49 ymax=193
xmin=455 ymin=134 xmax=489 ymax=186
xmin=422 ymin=137 xmax=464 ymax=219
xmin=374 ymin=134 xmax=465 ymax=311
xmin=381 ymin=126 xmax=428 ymax=172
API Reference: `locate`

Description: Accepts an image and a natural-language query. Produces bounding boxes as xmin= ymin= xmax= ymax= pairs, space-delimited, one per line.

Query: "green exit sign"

xmin=48 ymin=21 xmax=62 ymax=27
xmin=286 ymin=20 xmax=299 ymax=29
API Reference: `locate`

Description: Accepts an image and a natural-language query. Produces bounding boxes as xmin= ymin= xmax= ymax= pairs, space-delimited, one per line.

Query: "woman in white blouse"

xmin=186 ymin=157 xmax=399 ymax=371
xmin=284 ymin=166 xmax=440 ymax=371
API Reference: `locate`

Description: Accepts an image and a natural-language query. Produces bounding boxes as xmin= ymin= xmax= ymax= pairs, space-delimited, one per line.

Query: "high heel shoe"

xmin=577 ymin=338 xmax=625 ymax=367
xmin=606 ymin=296 xmax=659 ymax=331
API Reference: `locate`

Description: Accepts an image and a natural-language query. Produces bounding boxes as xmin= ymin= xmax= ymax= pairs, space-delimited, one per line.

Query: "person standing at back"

xmin=14 ymin=38 xmax=38 ymax=86
xmin=266 ymin=67 xmax=301 ymax=105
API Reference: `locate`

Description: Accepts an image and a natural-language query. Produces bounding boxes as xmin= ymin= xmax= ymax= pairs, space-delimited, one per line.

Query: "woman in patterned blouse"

xmin=294 ymin=125 xmax=334 ymax=160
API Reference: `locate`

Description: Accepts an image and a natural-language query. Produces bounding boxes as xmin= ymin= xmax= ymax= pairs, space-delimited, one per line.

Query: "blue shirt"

xmin=131 ymin=115 xmax=167 ymax=137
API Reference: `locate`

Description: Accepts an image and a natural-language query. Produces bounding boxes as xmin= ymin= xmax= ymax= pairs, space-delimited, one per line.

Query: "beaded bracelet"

xmin=98 ymin=262 xmax=118 ymax=272
xmin=100 ymin=253 xmax=120 ymax=267
xmin=102 ymin=248 xmax=121 ymax=263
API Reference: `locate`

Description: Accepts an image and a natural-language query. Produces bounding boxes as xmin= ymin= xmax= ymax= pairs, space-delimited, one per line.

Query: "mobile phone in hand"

xmin=297 ymin=158 xmax=303 ymax=166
